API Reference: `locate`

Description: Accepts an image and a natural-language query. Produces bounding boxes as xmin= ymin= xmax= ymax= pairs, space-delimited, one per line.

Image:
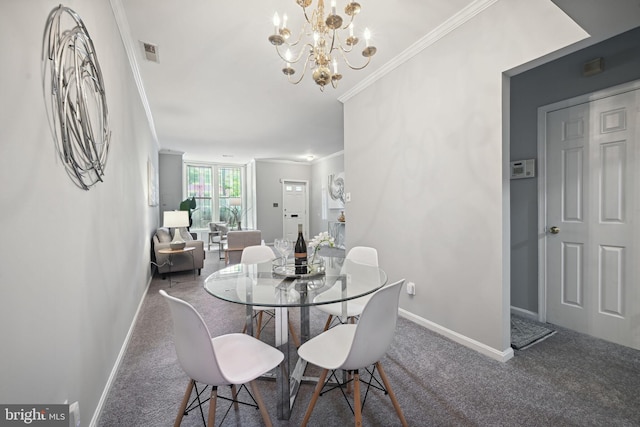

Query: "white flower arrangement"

xmin=309 ymin=231 xmax=335 ymax=263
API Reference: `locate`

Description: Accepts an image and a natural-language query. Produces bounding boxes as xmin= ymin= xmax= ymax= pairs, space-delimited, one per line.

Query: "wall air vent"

xmin=141 ymin=41 xmax=159 ymax=63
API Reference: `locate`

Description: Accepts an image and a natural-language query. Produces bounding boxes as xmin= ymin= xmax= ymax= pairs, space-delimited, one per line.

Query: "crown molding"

xmin=316 ymin=150 xmax=344 ymax=163
xmin=109 ymin=0 xmax=159 ymax=148
xmin=338 ymin=0 xmax=499 ymax=103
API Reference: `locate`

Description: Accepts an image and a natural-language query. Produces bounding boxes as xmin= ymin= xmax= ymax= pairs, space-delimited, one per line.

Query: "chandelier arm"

xmin=287 ymin=52 xmax=313 ymax=85
xmin=284 ymin=22 xmax=311 ymax=47
xmin=302 ymin=6 xmax=312 ymax=25
xmin=332 ymin=32 xmax=354 ymax=54
xmin=275 ymin=42 xmax=314 ymax=64
xmin=329 ymin=30 xmax=337 ymax=54
xmin=337 ymin=49 xmax=372 ymax=71
xmin=341 ymin=14 xmax=356 ymax=31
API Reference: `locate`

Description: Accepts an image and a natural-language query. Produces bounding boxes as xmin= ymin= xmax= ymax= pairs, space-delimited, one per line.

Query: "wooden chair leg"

xmin=249 ymin=380 xmax=273 ymax=427
xmin=231 ymin=384 xmax=239 ymax=410
xmin=288 ymin=320 xmax=301 ymax=348
xmin=301 ymin=369 xmax=328 ymax=427
xmin=353 ymin=370 xmax=362 ymax=427
xmin=376 ymin=362 xmax=408 ymax=427
xmin=323 ymin=314 xmax=333 ymax=331
xmin=255 ymin=311 xmax=264 ymax=339
xmin=207 ymin=386 xmax=218 ymax=427
xmin=174 ymin=379 xmax=194 ymax=427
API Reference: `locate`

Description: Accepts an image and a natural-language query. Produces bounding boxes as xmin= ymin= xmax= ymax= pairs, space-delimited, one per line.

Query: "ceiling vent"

xmin=141 ymin=41 xmax=159 ymax=63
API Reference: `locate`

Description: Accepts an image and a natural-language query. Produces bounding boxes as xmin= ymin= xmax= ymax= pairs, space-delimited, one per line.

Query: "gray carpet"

xmin=511 ymin=315 xmax=556 ymax=350
xmin=97 ymin=250 xmax=640 ymax=426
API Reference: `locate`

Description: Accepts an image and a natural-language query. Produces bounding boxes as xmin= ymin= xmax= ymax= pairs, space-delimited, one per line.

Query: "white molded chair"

xmin=240 ymin=245 xmax=301 ymax=348
xmin=160 ymin=290 xmax=283 ymax=427
xmin=298 ymin=279 xmax=408 ymax=427
xmin=314 ymin=246 xmax=379 ymax=331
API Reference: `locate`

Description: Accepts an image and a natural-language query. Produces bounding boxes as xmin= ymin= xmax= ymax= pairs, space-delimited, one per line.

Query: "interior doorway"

xmin=538 ymin=80 xmax=640 ymax=350
xmin=282 ymin=179 xmax=309 ymax=242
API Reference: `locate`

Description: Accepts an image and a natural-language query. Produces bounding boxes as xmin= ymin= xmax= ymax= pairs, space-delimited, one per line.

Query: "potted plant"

xmin=179 ymin=197 xmax=197 ymax=230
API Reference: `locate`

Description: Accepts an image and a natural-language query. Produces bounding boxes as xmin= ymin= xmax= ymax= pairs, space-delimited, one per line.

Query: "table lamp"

xmin=163 ymin=210 xmax=189 ymax=250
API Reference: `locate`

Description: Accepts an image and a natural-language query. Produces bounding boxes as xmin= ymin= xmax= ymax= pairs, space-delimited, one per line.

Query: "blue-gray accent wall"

xmin=510 ymin=26 xmax=640 ymax=313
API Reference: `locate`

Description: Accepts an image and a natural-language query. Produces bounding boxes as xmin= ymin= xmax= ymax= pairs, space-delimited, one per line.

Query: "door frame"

xmin=537 ymin=79 xmax=640 ymax=323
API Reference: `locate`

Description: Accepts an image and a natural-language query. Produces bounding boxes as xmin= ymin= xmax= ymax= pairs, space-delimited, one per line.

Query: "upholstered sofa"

xmin=153 ymin=227 xmax=205 ymax=277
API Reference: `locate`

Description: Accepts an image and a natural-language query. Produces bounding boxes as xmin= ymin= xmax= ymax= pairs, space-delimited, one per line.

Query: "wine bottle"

xmin=294 ymin=224 xmax=307 ymax=274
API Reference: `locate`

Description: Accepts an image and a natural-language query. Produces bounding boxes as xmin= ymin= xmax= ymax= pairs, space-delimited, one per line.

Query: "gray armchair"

xmin=225 ymin=230 xmax=262 ymax=264
xmin=153 ymin=227 xmax=205 ymax=277
xmin=208 ymin=222 xmax=229 ymax=259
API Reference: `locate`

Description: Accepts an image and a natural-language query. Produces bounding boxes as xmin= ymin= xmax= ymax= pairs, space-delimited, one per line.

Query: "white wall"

xmin=0 ymin=0 xmax=158 ymax=422
xmin=343 ymin=0 xmax=587 ymax=358
xmin=159 ymin=152 xmax=184 ymax=218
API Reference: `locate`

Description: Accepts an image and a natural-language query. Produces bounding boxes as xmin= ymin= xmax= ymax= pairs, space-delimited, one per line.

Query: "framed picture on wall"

xmin=148 ymin=158 xmax=158 ymax=206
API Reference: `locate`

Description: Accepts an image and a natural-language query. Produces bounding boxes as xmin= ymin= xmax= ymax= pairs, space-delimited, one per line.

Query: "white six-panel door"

xmin=544 ymin=86 xmax=639 ymax=350
xmin=282 ymin=180 xmax=308 ymax=242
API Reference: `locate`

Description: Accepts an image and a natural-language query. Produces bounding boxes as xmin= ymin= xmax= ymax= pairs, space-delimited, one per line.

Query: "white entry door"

xmin=543 ymin=85 xmax=640 ymax=349
xmin=282 ymin=180 xmax=308 ymax=242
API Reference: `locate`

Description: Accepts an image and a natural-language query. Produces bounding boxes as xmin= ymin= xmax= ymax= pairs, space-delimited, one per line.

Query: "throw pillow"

xmin=179 ymin=228 xmax=193 ymax=241
xmin=156 ymin=227 xmax=171 ymax=243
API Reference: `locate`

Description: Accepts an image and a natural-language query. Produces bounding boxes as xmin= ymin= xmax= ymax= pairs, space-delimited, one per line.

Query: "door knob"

xmin=549 ymin=226 xmax=560 ymax=234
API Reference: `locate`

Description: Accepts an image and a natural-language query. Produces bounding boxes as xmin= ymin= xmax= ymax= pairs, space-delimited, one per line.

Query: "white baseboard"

xmin=89 ymin=275 xmax=153 ymax=427
xmin=399 ymin=309 xmax=514 ymax=362
xmin=510 ymin=306 xmax=539 ymax=321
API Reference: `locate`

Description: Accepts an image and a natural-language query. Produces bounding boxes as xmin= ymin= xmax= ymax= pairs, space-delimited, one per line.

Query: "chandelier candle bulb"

xmin=349 ymin=23 xmax=354 ymax=37
xmin=364 ymin=27 xmax=370 ymax=47
xmin=273 ymin=12 xmax=280 ymax=34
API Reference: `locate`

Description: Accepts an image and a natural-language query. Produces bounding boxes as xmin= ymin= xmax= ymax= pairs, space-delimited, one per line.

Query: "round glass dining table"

xmin=203 ymin=255 xmax=387 ymax=420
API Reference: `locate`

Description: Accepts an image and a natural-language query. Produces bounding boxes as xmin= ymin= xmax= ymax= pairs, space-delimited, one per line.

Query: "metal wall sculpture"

xmin=328 ymin=172 xmax=345 ymax=208
xmin=42 ymin=5 xmax=111 ymax=190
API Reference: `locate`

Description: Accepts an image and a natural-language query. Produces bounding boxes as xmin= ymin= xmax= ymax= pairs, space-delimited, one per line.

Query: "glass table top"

xmin=204 ymin=256 xmax=387 ymax=308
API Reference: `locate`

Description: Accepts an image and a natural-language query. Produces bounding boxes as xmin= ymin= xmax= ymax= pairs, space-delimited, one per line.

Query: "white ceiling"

xmin=116 ymin=0 xmax=640 ymax=164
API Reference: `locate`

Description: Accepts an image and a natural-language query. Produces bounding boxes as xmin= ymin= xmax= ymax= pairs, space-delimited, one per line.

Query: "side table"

xmin=157 ymin=246 xmax=196 ymax=287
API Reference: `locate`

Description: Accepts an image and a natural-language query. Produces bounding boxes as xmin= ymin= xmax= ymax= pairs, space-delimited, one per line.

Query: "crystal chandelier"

xmin=268 ymin=0 xmax=377 ymax=91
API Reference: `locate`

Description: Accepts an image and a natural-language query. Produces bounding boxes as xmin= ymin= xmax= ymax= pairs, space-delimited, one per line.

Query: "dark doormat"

xmin=511 ymin=315 xmax=556 ymax=350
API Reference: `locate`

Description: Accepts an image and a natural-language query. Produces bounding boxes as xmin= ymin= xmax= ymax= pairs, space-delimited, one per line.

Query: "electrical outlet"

xmin=406 ymin=282 xmax=416 ymax=295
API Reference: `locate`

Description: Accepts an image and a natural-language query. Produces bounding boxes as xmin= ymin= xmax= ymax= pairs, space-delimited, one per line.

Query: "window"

xmin=218 ymin=167 xmax=243 ymax=228
xmin=185 ymin=164 xmax=244 ymax=230
xmin=186 ymin=165 xmax=213 ymax=230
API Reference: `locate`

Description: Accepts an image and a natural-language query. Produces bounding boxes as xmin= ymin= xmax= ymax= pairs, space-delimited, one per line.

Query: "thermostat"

xmin=510 ymin=159 xmax=535 ymax=179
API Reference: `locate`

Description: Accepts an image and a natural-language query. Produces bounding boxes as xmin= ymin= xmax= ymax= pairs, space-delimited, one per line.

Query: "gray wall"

xmin=510 ymin=26 xmax=640 ymax=314
xmin=0 ymin=0 xmax=158 ymax=422
xmin=343 ymin=0 xmax=587 ymax=358
xmin=159 ymin=152 xmax=184 ymax=218
xmin=255 ymin=160 xmax=311 ymax=244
